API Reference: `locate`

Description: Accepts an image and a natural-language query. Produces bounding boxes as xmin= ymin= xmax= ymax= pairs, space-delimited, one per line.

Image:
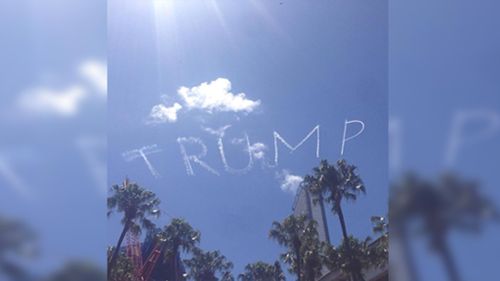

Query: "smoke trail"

xmin=122 ymin=145 xmax=162 ymax=178
xmin=177 ymin=137 xmax=220 ymax=176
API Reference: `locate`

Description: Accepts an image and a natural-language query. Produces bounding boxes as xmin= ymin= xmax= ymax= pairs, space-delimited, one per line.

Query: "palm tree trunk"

xmin=174 ymin=243 xmax=180 ymax=281
xmin=438 ymin=241 xmax=462 ymax=281
xmin=355 ymin=272 xmax=366 ymax=281
xmin=399 ymin=228 xmax=420 ymax=281
xmin=347 ymin=270 xmax=364 ymax=281
xmin=174 ymin=253 xmax=178 ymax=281
xmin=337 ymin=206 xmax=362 ymax=281
xmin=318 ymin=193 xmax=331 ymax=244
xmin=296 ymin=248 xmax=302 ymax=281
xmin=336 ymin=206 xmax=349 ymax=241
xmin=108 ymin=220 xmax=131 ymax=277
xmin=344 ymin=269 xmax=366 ymax=281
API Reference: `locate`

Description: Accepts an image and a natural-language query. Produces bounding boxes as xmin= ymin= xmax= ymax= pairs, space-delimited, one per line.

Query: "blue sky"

xmin=0 ymin=0 xmax=106 ymax=276
xmin=1 ymin=0 xmax=496 ymax=280
xmin=108 ymin=0 xmax=387 ymax=276
xmin=390 ymin=0 xmax=500 ymax=280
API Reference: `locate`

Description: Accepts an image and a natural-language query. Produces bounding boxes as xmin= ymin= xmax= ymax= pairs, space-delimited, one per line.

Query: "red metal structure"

xmin=126 ymin=231 xmax=144 ymax=281
xmin=125 ymin=231 xmax=166 ymax=281
xmin=140 ymin=238 xmax=166 ymax=281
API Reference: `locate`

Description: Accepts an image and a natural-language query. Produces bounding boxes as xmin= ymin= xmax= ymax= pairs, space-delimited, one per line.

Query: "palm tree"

xmin=370 ymin=216 xmax=388 ymax=267
xmin=305 ymin=159 xmax=365 ymax=242
xmin=238 ymin=261 xmax=286 ymax=281
xmin=391 ymin=173 xmax=499 ymax=281
xmin=370 ymin=216 xmax=388 ymax=236
xmin=161 ymin=218 xmax=201 ymax=281
xmin=303 ymin=159 xmax=367 ymax=281
xmin=390 ymin=174 xmax=423 ymax=281
xmin=107 ymin=178 xmax=161 ymax=275
xmin=44 ymin=260 xmax=105 ymax=281
xmin=0 ymin=215 xmax=36 ymax=281
xmin=418 ymin=174 xmax=498 ymax=281
xmin=322 ymin=236 xmax=381 ymax=281
xmin=107 ymin=247 xmax=135 ymax=281
xmin=269 ymin=215 xmax=323 ymax=281
xmin=184 ymin=248 xmax=234 ymax=281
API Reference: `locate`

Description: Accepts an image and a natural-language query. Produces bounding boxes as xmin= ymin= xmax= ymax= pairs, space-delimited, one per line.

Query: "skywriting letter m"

xmin=273 ymin=125 xmax=320 ymax=166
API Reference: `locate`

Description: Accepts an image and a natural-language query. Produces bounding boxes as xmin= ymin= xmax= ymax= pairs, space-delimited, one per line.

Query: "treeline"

xmin=2 ymin=160 xmax=495 ymax=281
xmin=107 ymin=159 xmax=388 ymax=281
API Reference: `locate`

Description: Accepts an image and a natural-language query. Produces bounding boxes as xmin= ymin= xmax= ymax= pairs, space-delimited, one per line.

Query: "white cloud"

xmin=276 ymin=169 xmax=303 ymax=194
xmin=203 ymin=125 xmax=231 ymax=137
xmin=230 ymin=139 xmax=267 ymax=160
xmin=79 ymin=60 xmax=107 ymax=96
xmin=248 ymin=142 xmax=267 ymax=160
xmin=231 ymin=137 xmax=245 ymax=145
xmin=15 ymin=59 xmax=107 ymax=119
xmin=17 ymin=85 xmax=86 ymax=117
xmin=146 ymin=78 xmax=260 ymax=124
xmin=148 ymin=102 xmax=183 ymax=123
xmin=178 ymin=78 xmax=260 ymax=113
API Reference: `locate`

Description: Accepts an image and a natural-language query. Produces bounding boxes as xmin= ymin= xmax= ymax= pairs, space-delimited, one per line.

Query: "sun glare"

xmin=153 ymin=0 xmax=174 ymax=16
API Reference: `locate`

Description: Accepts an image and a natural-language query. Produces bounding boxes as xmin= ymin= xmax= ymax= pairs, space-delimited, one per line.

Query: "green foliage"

xmin=322 ymin=236 xmax=384 ymax=281
xmin=269 ymin=215 xmax=322 ymax=281
xmin=0 ymin=215 xmax=36 ymax=281
xmin=107 ymin=178 xmax=161 ymax=274
xmin=391 ymin=173 xmax=500 ymax=250
xmin=370 ymin=216 xmax=388 ymax=267
xmin=301 ymin=160 xmax=387 ymax=281
xmin=107 ymin=178 xmax=161 ymax=234
xmin=161 ymin=218 xmax=201 ymax=259
xmin=238 ymin=261 xmax=286 ymax=281
xmin=305 ymin=159 xmax=365 ymax=215
xmin=304 ymin=159 xmax=366 ymax=250
xmin=391 ymin=173 xmax=500 ymax=281
xmin=107 ymin=247 xmax=135 ymax=281
xmin=152 ymin=218 xmax=201 ymax=281
xmin=104 ymin=169 xmax=391 ymax=281
xmin=44 ymin=261 xmax=105 ymax=281
xmin=184 ymin=248 xmax=234 ymax=281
